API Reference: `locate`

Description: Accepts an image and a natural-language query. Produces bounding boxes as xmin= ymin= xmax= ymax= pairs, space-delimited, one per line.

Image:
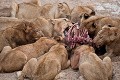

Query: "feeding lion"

xmin=0 ymin=37 xmax=57 ymax=72
xmin=18 ymin=43 xmax=70 ymax=80
xmin=93 ymin=25 xmax=120 ymax=58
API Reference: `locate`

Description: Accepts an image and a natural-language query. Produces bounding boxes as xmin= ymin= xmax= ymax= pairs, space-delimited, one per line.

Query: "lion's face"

xmin=50 ymin=18 xmax=73 ymax=37
xmin=80 ymin=16 xmax=104 ymax=38
xmin=24 ymin=22 xmax=44 ymax=43
xmin=93 ymin=25 xmax=117 ymax=47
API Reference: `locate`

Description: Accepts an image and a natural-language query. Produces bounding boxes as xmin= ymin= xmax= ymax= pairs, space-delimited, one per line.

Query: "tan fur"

xmin=16 ymin=3 xmax=42 ymax=20
xmin=71 ymin=5 xmax=95 ymax=23
xmin=31 ymin=17 xmax=72 ymax=39
xmin=70 ymin=45 xmax=95 ymax=69
xmin=15 ymin=1 xmax=71 ymax=20
xmin=2 ymin=20 xmax=44 ymax=48
xmin=23 ymin=0 xmax=41 ymax=6
xmin=93 ymin=25 xmax=120 ymax=58
xmin=0 ymin=17 xmax=44 ymax=52
xmin=54 ymin=2 xmax=71 ymax=19
xmin=12 ymin=0 xmax=41 ymax=19
xmin=0 ymin=37 xmax=57 ymax=72
xmin=0 ymin=17 xmax=40 ymax=51
xmin=19 ymin=43 xmax=70 ymax=80
xmin=80 ymin=15 xmax=120 ymax=38
xmin=31 ymin=17 xmax=53 ymax=37
xmin=50 ymin=18 xmax=73 ymax=39
xmin=71 ymin=45 xmax=112 ymax=80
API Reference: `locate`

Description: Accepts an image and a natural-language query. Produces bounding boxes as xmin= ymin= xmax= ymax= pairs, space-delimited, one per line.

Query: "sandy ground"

xmin=0 ymin=0 xmax=120 ymax=80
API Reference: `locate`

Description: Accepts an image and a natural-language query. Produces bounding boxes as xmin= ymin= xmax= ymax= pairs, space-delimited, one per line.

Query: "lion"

xmin=80 ymin=15 xmax=120 ymax=38
xmin=93 ymin=25 xmax=120 ymax=58
xmin=0 ymin=17 xmax=44 ymax=52
xmin=70 ymin=5 xmax=95 ymax=23
xmin=18 ymin=43 xmax=70 ymax=80
xmin=40 ymin=2 xmax=71 ymax=19
xmin=11 ymin=0 xmax=42 ymax=18
xmin=70 ymin=45 xmax=95 ymax=69
xmin=14 ymin=1 xmax=72 ymax=20
xmin=71 ymin=45 xmax=112 ymax=80
xmin=15 ymin=3 xmax=42 ymax=20
xmin=2 ymin=20 xmax=44 ymax=48
xmin=32 ymin=17 xmax=72 ymax=39
xmin=50 ymin=18 xmax=73 ymax=39
xmin=0 ymin=37 xmax=58 ymax=72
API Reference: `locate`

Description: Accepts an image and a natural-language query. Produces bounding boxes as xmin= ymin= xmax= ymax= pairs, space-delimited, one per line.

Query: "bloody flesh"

xmin=64 ymin=23 xmax=92 ymax=49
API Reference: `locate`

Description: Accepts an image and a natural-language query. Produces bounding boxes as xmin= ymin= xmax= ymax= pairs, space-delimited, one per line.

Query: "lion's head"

xmin=71 ymin=5 xmax=95 ymax=23
xmin=93 ymin=25 xmax=118 ymax=48
xmin=56 ymin=2 xmax=71 ymax=19
xmin=14 ymin=21 xmax=44 ymax=43
xmin=50 ymin=18 xmax=73 ymax=38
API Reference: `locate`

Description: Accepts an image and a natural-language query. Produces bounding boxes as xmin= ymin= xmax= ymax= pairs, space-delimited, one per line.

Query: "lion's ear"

xmin=49 ymin=19 xmax=56 ymax=25
xmin=58 ymin=3 xmax=63 ymax=8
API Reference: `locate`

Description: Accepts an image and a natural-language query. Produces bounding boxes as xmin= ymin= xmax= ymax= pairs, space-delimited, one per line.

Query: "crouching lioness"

xmin=0 ymin=37 xmax=57 ymax=73
xmin=71 ymin=45 xmax=112 ymax=80
xmin=93 ymin=25 xmax=120 ymax=58
xmin=18 ymin=43 xmax=70 ymax=80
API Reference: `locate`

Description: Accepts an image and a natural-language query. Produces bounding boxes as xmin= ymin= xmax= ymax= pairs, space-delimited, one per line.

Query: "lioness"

xmin=14 ymin=1 xmax=72 ymax=20
xmin=80 ymin=15 xmax=120 ymax=38
xmin=18 ymin=43 xmax=70 ymax=80
xmin=71 ymin=5 xmax=95 ymax=23
xmin=93 ymin=25 xmax=120 ymax=58
xmin=71 ymin=45 xmax=112 ymax=80
xmin=32 ymin=17 xmax=72 ymax=39
xmin=0 ymin=17 xmax=44 ymax=52
xmin=0 ymin=37 xmax=57 ymax=72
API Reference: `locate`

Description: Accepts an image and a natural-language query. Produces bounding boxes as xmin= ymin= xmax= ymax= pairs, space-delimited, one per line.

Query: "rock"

xmin=112 ymin=62 xmax=120 ymax=80
xmin=0 ymin=0 xmax=15 ymax=17
xmin=0 ymin=72 xmax=17 ymax=80
xmin=54 ymin=68 xmax=80 ymax=80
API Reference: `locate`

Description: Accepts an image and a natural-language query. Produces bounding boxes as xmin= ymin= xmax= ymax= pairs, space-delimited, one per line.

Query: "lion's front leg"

xmin=62 ymin=60 xmax=70 ymax=70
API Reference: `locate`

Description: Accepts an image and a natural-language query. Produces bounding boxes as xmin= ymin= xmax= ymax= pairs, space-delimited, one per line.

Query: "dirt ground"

xmin=0 ymin=0 xmax=120 ymax=80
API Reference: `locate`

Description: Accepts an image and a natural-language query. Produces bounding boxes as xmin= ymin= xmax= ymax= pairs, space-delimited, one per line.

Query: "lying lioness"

xmin=18 ymin=43 xmax=70 ymax=80
xmin=15 ymin=1 xmax=71 ymax=20
xmin=71 ymin=45 xmax=112 ymax=80
xmin=93 ymin=25 xmax=120 ymax=58
xmin=0 ymin=37 xmax=57 ymax=72
xmin=0 ymin=17 xmax=44 ymax=52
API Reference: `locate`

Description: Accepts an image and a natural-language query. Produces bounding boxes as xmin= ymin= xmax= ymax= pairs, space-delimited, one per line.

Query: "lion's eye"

xmin=84 ymin=13 xmax=90 ymax=19
xmin=79 ymin=15 xmax=82 ymax=19
xmin=92 ymin=23 xmax=96 ymax=28
xmin=108 ymin=24 xmax=112 ymax=27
